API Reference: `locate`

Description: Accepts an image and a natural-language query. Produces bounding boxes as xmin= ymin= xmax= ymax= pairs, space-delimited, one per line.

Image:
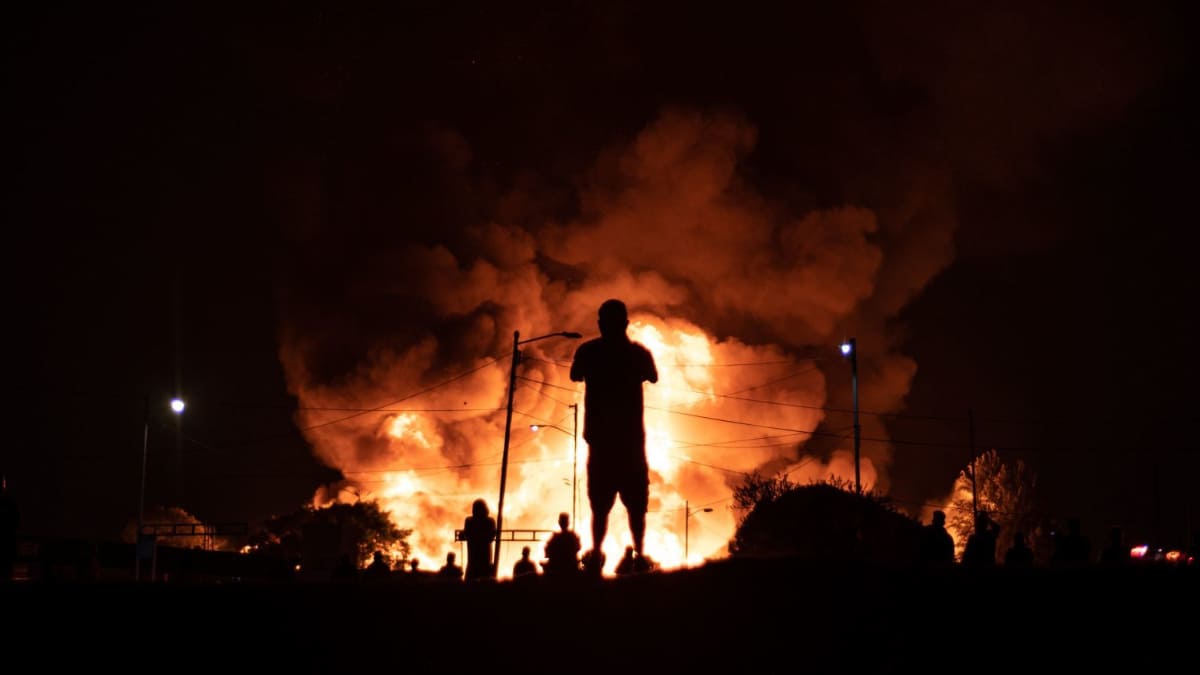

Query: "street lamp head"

xmin=561 ymin=331 xmax=583 ymax=339
xmin=840 ymin=341 xmax=853 ymax=356
xmin=169 ymin=398 xmax=186 ymax=414
xmin=529 ymin=424 xmax=541 ymax=432
xmin=702 ymin=508 xmax=713 ymax=513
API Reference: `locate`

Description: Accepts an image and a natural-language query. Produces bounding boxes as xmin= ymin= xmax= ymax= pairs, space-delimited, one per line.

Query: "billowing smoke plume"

xmin=275 ymin=108 xmax=942 ymax=571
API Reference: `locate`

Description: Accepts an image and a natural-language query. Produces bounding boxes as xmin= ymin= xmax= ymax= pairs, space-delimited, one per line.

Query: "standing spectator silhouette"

xmin=962 ymin=511 xmax=1000 ymax=567
xmin=570 ymin=299 xmax=658 ymax=575
xmin=462 ymin=498 xmax=497 ymax=581
xmin=0 ymin=474 xmax=17 ymax=583
xmin=544 ymin=511 xmax=580 ymax=576
xmin=363 ymin=550 xmax=391 ymax=581
xmin=1052 ymin=518 xmax=1091 ymax=565
xmin=1004 ymin=531 xmax=1035 ymax=567
xmin=1099 ymin=526 xmax=1130 ymax=565
xmin=919 ymin=510 xmax=955 ymax=564
xmin=512 ymin=545 xmax=539 ymax=581
xmin=437 ymin=552 xmax=463 ymax=581
xmin=543 ymin=512 xmax=582 ymax=577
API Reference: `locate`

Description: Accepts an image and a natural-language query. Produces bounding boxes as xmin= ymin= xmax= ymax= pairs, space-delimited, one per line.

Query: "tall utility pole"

xmin=494 ymin=329 xmax=582 ymax=577
xmin=571 ymin=403 xmax=579 ymax=530
xmin=841 ymin=338 xmax=861 ymax=494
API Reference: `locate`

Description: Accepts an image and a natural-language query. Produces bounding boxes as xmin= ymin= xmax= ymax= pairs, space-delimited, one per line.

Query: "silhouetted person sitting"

xmin=1004 ymin=531 xmax=1035 ymax=568
xmin=919 ymin=510 xmax=955 ymax=564
xmin=462 ymin=498 xmax=497 ymax=581
xmin=331 ymin=553 xmax=356 ymax=581
xmin=437 ymin=552 xmax=463 ymax=582
xmin=615 ymin=546 xmax=637 ymax=576
xmin=962 ymin=511 xmax=1000 ymax=567
xmin=570 ymin=299 xmax=659 ymax=576
xmin=1099 ymin=526 xmax=1130 ymax=565
xmin=512 ymin=545 xmax=539 ymax=581
xmin=1052 ymin=518 xmax=1091 ymax=565
xmin=543 ymin=512 xmax=582 ymax=577
xmin=363 ymin=550 xmax=391 ymax=581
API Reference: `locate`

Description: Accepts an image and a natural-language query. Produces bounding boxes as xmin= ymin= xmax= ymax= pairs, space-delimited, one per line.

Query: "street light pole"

xmin=136 ymin=396 xmax=149 ymax=582
xmin=841 ymin=338 xmax=861 ymax=495
xmin=494 ymin=330 xmax=582 ymax=577
xmin=571 ymin=403 xmax=578 ymax=530
xmin=684 ymin=500 xmax=713 ymax=564
xmin=136 ymin=396 xmax=185 ymax=582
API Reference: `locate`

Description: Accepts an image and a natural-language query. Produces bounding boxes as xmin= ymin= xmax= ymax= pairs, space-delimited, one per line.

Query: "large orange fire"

xmin=304 ymin=314 xmax=877 ymax=576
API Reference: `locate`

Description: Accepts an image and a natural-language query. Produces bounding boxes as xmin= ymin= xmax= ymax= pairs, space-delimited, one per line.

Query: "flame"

xmin=296 ymin=312 xmax=889 ymax=576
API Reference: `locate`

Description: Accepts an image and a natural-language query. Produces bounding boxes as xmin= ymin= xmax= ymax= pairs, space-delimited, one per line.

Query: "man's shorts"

xmin=587 ymin=443 xmax=649 ymax=514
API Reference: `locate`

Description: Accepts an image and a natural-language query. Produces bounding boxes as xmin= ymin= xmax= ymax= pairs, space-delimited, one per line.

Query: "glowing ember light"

xmin=1165 ymin=550 xmax=1182 ymax=563
xmin=170 ymin=398 xmax=185 ymax=413
xmin=1130 ymin=545 xmax=1149 ymax=559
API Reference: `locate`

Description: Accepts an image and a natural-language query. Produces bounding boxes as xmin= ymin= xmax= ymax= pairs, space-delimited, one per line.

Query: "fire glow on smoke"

xmin=307 ymin=315 xmax=877 ymax=575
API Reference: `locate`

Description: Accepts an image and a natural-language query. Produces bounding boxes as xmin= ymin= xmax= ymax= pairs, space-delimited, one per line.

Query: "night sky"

xmin=8 ymin=2 xmax=1198 ymax=551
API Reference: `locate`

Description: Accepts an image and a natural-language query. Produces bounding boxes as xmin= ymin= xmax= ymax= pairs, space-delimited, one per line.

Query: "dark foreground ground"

xmin=3 ymin=558 xmax=1196 ymax=674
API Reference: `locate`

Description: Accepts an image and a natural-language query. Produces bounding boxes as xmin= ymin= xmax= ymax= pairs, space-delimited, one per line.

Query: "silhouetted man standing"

xmin=570 ymin=299 xmax=658 ymax=575
xmin=919 ymin=510 xmax=955 ymax=564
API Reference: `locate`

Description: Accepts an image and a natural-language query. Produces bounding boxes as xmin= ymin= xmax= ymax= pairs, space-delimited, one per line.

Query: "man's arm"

xmin=643 ymin=346 xmax=658 ymax=384
xmin=569 ymin=344 xmax=587 ymax=383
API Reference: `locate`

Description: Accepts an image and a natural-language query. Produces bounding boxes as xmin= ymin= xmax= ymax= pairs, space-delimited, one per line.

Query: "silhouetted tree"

xmin=730 ymin=477 xmax=921 ymax=562
xmin=732 ymin=471 xmax=798 ymax=527
xmin=251 ymin=500 xmax=411 ymax=568
xmin=946 ymin=450 xmax=1044 ymax=562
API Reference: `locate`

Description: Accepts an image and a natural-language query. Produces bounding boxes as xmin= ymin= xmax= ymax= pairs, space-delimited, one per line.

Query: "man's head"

xmin=558 ymin=512 xmax=570 ymax=531
xmin=521 ymin=546 xmax=531 ymax=559
xmin=598 ymin=299 xmax=629 ymax=339
xmin=932 ymin=510 xmax=946 ymax=527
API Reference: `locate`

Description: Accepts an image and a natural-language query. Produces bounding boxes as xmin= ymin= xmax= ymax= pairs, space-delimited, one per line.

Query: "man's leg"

xmin=629 ymin=509 xmax=645 ymax=557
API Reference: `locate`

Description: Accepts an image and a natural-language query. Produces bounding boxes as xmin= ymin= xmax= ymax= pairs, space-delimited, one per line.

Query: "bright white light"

xmin=840 ymin=342 xmax=852 ymax=356
xmin=529 ymin=425 xmax=540 ymax=432
xmin=170 ymin=398 xmax=186 ymax=414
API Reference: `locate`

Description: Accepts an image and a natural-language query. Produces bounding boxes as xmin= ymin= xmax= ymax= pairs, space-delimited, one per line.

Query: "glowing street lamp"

xmin=684 ymin=500 xmax=713 ymax=564
xmin=528 ymin=403 xmax=580 ymax=530
xmin=495 ymin=330 xmax=582 ymax=577
xmin=840 ymin=338 xmax=861 ymax=495
xmin=136 ymin=396 xmax=185 ymax=581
